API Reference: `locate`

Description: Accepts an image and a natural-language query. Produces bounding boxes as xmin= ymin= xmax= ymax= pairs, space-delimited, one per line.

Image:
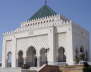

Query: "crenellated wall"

xmin=3 ymin=14 xmax=72 ymax=36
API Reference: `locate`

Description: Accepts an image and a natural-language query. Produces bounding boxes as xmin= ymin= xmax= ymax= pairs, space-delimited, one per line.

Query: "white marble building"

xmin=2 ymin=5 xmax=90 ymax=68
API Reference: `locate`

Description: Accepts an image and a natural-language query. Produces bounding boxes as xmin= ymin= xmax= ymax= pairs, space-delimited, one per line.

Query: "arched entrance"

xmin=18 ymin=50 xmax=24 ymax=67
xmin=26 ymin=46 xmax=37 ymax=67
xmin=7 ymin=52 xmax=12 ymax=67
xmin=40 ymin=48 xmax=48 ymax=66
xmin=58 ymin=47 xmax=66 ymax=62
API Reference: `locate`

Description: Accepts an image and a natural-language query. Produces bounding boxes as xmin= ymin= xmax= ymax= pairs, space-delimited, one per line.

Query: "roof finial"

xmin=45 ymin=0 xmax=47 ymax=5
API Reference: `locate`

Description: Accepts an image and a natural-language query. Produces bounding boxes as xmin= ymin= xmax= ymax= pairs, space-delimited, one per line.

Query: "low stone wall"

xmin=59 ymin=65 xmax=91 ymax=72
xmin=0 ymin=68 xmax=37 ymax=72
xmin=0 ymin=67 xmax=21 ymax=72
xmin=21 ymin=69 xmax=32 ymax=72
xmin=59 ymin=65 xmax=84 ymax=72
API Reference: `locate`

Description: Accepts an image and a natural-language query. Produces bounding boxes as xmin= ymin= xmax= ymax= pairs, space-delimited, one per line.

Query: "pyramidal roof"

xmin=28 ymin=5 xmax=57 ymax=21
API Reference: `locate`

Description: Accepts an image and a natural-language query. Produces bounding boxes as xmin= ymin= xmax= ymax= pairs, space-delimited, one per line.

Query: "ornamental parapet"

xmin=3 ymin=14 xmax=72 ymax=36
xmin=21 ymin=14 xmax=72 ymax=28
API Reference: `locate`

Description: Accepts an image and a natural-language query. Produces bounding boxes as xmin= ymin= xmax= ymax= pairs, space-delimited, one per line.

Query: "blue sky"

xmin=0 ymin=0 xmax=91 ymax=57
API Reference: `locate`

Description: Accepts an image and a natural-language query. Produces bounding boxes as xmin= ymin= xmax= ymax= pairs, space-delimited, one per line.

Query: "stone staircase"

xmin=39 ymin=64 xmax=91 ymax=72
xmin=39 ymin=65 xmax=60 ymax=72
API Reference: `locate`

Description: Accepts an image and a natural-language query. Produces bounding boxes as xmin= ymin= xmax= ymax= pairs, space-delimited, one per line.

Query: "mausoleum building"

xmin=2 ymin=5 xmax=90 ymax=68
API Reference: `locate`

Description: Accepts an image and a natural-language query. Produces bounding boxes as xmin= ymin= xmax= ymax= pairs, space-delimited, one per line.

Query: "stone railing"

xmin=37 ymin=64 xmax=47 ymax=71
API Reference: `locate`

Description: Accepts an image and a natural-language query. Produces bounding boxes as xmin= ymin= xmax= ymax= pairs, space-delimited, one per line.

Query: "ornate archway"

xmin=40 ymin=48 xmax=48 ymax=66
xmin=7 ymin=52 xmax=12 ymax=67
xmin=26 ymin=46 xmax=37 ymax=67
xmin=58 ymin=47 xmax=66 ymax=62
xmin=18 ymin=50 xmax=24 ymax=67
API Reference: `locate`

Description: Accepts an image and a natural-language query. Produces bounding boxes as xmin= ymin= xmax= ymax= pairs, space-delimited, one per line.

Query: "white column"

xmin=66 ymin=30 xmax=74 ymax=65
xmin=37 ymin=49 xmax=40 ymax=68
xmin=47 ymin=26 xmax=56 ymax=65
xmin=16 ymin=54 xmax=18 ymax=67
xmin=23 ymin=50 xmax=26 ymax=65
xmin=2 ymin=38 xmax=6 ymax=68
xmin=12 ymin=36 xmax=17 ymax=67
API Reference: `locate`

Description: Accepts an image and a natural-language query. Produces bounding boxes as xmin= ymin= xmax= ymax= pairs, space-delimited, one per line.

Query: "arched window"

xmin=58 ymin=47 xmax=66 ymax=62
xmin=7 ymin=52 xmax=12 ymax=67
xmin=18 ymin=50 xmax=24 ymax=67
xmin=80 ymin=46 xmax=84 ymax=53
xmin=75 ymin=48 xmax=80 ymax=64
xmin=79 ymin=46 xmax=85 ymax=61
xmin=26 ymin=46 xmax=37 ymax=67
xmin=40 ymin=48 xmax=48 ymax=66
xmin=85 ymin=50 xmax=88 ymax=61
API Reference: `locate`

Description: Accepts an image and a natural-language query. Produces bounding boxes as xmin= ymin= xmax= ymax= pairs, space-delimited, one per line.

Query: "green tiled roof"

xmin=28 ymin=5 xmax=57 ymax=21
